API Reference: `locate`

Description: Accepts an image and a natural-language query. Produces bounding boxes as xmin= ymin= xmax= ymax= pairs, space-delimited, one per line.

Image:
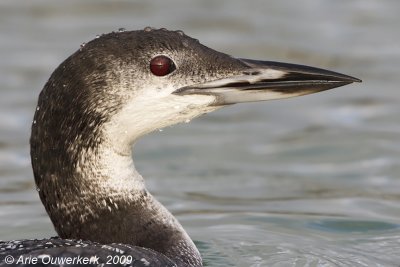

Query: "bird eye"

xmin=150 ymin=55 xmax=176 ymax=76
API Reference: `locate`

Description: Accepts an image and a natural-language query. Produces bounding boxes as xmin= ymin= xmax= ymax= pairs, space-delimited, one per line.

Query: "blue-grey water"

xmin=1 ymin=1 xmax=399 ymax=266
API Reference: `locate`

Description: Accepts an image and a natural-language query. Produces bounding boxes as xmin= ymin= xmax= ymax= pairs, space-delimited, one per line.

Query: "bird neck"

xmin=31 ymin=117 xmax=202 ymax=267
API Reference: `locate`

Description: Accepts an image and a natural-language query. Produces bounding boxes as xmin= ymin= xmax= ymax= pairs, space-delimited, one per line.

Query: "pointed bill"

xmin=174 ymin=58 xmax=361 ymax=105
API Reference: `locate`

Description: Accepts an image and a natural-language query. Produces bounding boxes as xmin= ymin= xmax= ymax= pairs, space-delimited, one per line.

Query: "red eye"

xmin=150 ymin=55 xmax=176 ymax=76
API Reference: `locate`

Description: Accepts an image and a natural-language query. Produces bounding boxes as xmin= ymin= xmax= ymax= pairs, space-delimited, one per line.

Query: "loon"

xmin=0 ymin=28 xmax=360 ymax=267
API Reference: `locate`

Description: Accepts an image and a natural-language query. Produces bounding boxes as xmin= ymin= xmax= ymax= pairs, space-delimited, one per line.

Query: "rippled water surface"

xmin=1 ymin=1 xmax=399 ymax=266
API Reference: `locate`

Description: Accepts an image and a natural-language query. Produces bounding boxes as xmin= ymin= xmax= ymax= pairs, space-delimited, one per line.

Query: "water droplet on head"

xmin=33 ymin=120 xmax=37 ymax=124
xmin=176 ymin=30 xmax=185 ymax=36
xmin=95 ymin=34 xmax=100 ymax=39
xmin=79 ymin=42 xmax=86 ymax=51
xmin=143 ymin=26 xmax=155 ymax=32
xmin=118 ymin=27 xmax=126 ymax=32
xmin=36 ymin=106 xmax=40 ymax=111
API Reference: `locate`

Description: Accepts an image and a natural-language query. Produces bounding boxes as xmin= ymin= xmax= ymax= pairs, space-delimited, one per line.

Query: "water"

xmin=1 ymin=0 xmax=399 ymax=266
